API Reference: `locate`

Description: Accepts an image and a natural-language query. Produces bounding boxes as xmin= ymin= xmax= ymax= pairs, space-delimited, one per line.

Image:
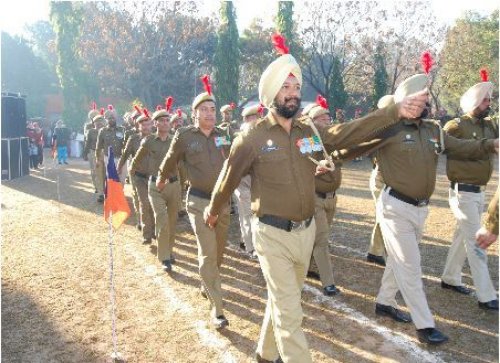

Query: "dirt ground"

xmin=1 ymin=151 xmax=498 ymax=363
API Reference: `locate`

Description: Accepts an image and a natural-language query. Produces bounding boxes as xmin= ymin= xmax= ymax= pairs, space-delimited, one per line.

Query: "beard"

xmin=474 ymin=106 xmax=490 ymax=119
xmin=274 ymin=96 xmax=301 ymax=119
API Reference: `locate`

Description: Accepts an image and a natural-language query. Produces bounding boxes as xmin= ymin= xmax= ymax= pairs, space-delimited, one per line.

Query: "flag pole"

xmin=108 ymin=211 xmax=124 ymax=362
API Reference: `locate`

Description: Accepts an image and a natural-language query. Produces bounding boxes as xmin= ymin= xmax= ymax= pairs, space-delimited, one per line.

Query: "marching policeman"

xmin=84 ymin=110 xmax=105 ymax=202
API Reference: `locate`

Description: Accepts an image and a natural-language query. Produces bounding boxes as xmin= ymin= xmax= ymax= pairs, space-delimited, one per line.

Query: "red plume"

xmin=166 ymin=96 xmax=174 ymax=112
xmin=143 ymin=108 xmax=150 ymax=119
xmin=257 ymin=103 xmax=265 ymax=115
xmin=200 ymin=74 xmax=212 ymax=95
xmin=176 ymin=109 xmax=182 ymax=117
xmin=134 ymin=105 xmax=141 ymax=114
xmin=480 ymin=68 xmax=489 ymax=82
xmin=92 ymin=101 xmax=96 ymax=110
xmin=230 ymin=102 xmax=236 ymax=109
xmin=107 ymin=104 xmax=114 ymax=111
xmin=420 ymin=51 xmax=433 ymax=75
xmin=316 ymin=94 xmax=328 ymax=109
xmin=100 ymin=108 xmax=104 ymax=116
xmin=156 ymin=105 xmax=163 ymax=111
xmin=272 ymin=33 xmax=289 ymax=55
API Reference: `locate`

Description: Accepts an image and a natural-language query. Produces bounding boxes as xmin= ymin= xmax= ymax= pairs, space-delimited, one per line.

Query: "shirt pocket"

xmin=186 ymin=150 xmax=204 ymax=165
xmin=256 ymin=151 xmax=292 ymax=185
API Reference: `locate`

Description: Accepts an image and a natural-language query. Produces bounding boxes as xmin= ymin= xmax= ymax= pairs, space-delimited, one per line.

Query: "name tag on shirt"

xmin=214 ymin=136 xmax=231 ymax=148
xmin=296 ymin=136 xmax=322 ymax=154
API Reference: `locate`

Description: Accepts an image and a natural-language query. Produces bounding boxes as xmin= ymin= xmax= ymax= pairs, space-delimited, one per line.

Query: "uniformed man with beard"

xmin=204 ymin=34 xmax=429 ymax=363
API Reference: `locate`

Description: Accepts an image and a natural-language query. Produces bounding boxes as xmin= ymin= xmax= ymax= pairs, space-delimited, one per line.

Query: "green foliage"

xmin=437 ymin=11 xmax=499 ymax=114
xmin=276 ymin=2 xmax=299 ymax=56
xmin=372 ymin=43 xmax=388 ymax=109
xmin=327 ymin=56 xmax=347 ymax=112
xmin=1 ymin=32 xmax=59 ymax=117
xmin=214 ymin=1 xmax=240 ymax=114
xmin=50 ymin=2 xmax=91 ymax=130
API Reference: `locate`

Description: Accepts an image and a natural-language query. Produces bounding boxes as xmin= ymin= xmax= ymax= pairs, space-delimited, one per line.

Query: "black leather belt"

xmin=189 ymin=187 xmax=211 ymax=200
xmin=134 ymin=171 xmax=150 ymax=179
xmin=450 ymin=182 xmax=482 ymax=193
xmin=316 ymin=191 xmax=336 ymax=199
xmin=259 ymin=214 xmax=313 ymax=232
xmin=385 ymin=186 xmax=429 ymax=207
xmin=150 ymin=175 xmax=178 ymax=183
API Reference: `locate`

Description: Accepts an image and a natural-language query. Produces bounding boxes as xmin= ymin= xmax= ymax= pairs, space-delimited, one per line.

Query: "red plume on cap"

xmin=92 ymin=101 xmax=96 ymax=110
xmin=316 ymin=94 xmax=328 ymax=109
xmin=272 ymin=33 xmax=289 ymax=55
xmin=420 ymin=51 xmax=433 ymax=75
xmin=166 ymin=96 xmax=174 ymax=112
xmin=107 ymin=104 xmax=114 ymax=111
xmin=200 ymin=74 xmax=212 ymax=95
xmin=480 ymin=68 xmax=489 ymax=82
xmin=100 ymin=108 xmax=104 ymax=116
xmin=134 ymin=105 xmax=141 ymax=114
xmin=143 ymin=108 xmax=150 ymax=119
xmin=156 ymin=105 xmax=163 ymax=111
xmin=257 ymin=103 xmax=265 ymax=115
xmin=176 ymin=109 xmax=182 ymax=117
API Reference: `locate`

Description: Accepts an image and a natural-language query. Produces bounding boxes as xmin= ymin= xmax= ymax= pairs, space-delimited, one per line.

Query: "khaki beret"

xmin=393 ymin=74 xmax=427 ymax=103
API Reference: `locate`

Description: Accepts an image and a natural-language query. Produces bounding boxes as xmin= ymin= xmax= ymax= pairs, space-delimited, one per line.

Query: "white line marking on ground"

xmin=123 ymin=244 xmax=238 ymax=363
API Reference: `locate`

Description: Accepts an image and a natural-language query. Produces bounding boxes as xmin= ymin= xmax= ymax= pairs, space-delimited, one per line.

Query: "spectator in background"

xmin=52 ymin=120 xmax=71 ymax=165
xmin=28 ymin=138 xmax=39 ymax=169
xmin=335 ymin=108 xmax=346 ymax=124
xmin=27 ymin=122 xmax=44 ymax=167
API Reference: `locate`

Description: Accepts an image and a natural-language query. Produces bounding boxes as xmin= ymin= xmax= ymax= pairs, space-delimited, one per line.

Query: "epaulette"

xmin=176 ymin=125 xmax=195 ymax=135
xmin=140 ymin=134 xmax=155 ymax=147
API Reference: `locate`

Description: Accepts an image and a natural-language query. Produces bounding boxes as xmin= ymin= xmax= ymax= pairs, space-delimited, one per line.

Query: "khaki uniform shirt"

xmin=124 ymin=128 xmax=137 ymax=147
xmin=372 ymin=120 xmax=496 ymax=200
xmin=132 ymin=133 xmax=176 ymax=177
xmin=485 ymin=189 xmax=499 ymax=235
xmin=444 ymin=115 xmax=497 ymax=185
xmin=96 ymin=125 xmax=125 ymax=158
xmin=208 ymin=105 xmax=401 ymax=221
xmin=83 ymin=128 xmax=99 ymax=156
xmin=118 ymin=133 xmax=144 ymax=172
xmin=158 ymin=125 xmax=232 ymax=194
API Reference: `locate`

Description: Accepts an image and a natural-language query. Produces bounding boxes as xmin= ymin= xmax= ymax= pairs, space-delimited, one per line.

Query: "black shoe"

xmin=416 ymin=328 xmax=449 ymax=345
xmin=136 ymin=224 xmax=142 ymax=231
xmin=142 ymin=239 xmax=152 ymax=245
xmin=162 ymin=259 xmax=172 ymax=272
xmin=239 ymin=242 xmax=246 ymax=250
xmin=367 ymin=253 xmax=386 ymax=266
xmin=97 ymin=195 xmax=104 ymax=203
xmin=58 ymin=161 xmax=62 ymax=165
xmin=152 ymin=234 xmax=157 ymax=240
xmin=307 ymin=270 xmax=320 ymax=280
xmin=478 ymin=299 xmax=499 ymax=311
xmin=323 ymin=285 xmax=340 ymax=296
xmin=441 ymin=281 xmax=472 ymax=295
xmin=125 ymin=177 xmax=130 ymax=184
xmin=375 ymin=303 xmax=412 ymax=323
xmin=212 ymin=315 xmax=229 ymax=330
xmin=255 ymin=353 xmax=283 ymax=363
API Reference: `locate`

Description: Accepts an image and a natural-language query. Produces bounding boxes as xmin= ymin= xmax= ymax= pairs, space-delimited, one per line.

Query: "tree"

xmin=372 ymin=42 xmax=389 ymax=109
xmin=214 ymin=1 xmax=240 ymax=113
xmin=276 ymin=1 xmax=299 ymax=56
xmin=1 ymin=32 xmax=59 ymax=117
xmin=50 ymin=2 xmax=89 ymax=129
xmin=437 ymin=11 xmax=499 ymax=114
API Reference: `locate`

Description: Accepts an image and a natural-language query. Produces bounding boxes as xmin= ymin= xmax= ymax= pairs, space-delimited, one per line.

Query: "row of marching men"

xmin=81 ymin=35 xmax=499 ymax=363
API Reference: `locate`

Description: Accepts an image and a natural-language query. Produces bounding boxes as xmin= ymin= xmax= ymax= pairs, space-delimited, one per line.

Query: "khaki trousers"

xmin=310 ymin=195 xmax=336 ymax=287
xmin=234 ymin=176 xmax=255 ymax=252
xmin=148 ymin=180 xmax=181 ymax=262
xmin=87 ymin=151 xmax=98 ymax=191
xmin=376 ymin=188 xmax=435 ymax=329
xmin=129 ymin=170 xmax=141 ymax=226
xmin=132 ymin=174 xmax=155 ymax=240
xmin=93 ymin=152 xmax=105 ymax=194
xmin=187 ymin=194 xmax=230 ymax=318
xmin=369 ymin=167 xmax=385 ymax=256
xmin=442 ymin=189 xmax=497 ymax=302
xmin=253 ymin=217 xmax=316 ymax=363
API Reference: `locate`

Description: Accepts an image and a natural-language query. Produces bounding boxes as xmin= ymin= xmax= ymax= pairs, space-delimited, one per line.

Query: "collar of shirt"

xmin=402 ymin=119 xmax=421 ymax=128
xmin=154 ymin=133 xmax=171 ymax=141
xmin=190 ymin=126 xmax=221 ymax=137
xmin=265 ymin=111 xmax=305 ymax=130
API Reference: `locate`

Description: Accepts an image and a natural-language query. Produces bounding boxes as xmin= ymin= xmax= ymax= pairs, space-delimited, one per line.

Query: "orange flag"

xmin=104 ymin=147 xmax=130 ymax=229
